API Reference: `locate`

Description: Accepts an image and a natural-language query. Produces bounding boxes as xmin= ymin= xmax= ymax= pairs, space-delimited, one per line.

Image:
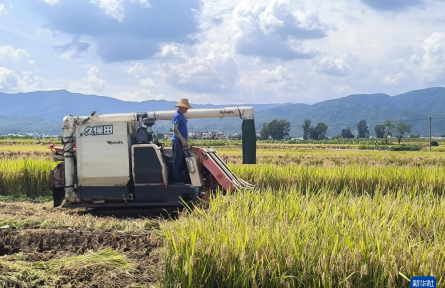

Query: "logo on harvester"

xmin=107 ymin=140 xmax=123 ymax=145
xmin=81 ymin=125 xmax=113 ymax=136
xmin=220 ymin=110 xmax=234 ymax=115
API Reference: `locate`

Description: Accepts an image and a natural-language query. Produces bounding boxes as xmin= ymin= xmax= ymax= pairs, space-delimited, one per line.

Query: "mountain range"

xmin=1 ymin=87 xmax=445 ymax=137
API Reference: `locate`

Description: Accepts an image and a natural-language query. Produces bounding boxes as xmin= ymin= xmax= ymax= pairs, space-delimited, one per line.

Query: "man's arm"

xmin=173 ymin=123 xmax=188 ymax=147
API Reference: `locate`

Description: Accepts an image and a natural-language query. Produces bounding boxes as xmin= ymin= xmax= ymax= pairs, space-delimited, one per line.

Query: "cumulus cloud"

xmin=0 ymin=45 xmax=30 ymax=64
xmin=18 ymin=70 xmax=44 ymax=92
xmin=422 ymin=32 xmax=445 ymax=81
xmin=314 ymin=57 xmax=352 ymax=77
xmin=361 ymin=0 xmax=423 ymax=11
xmin=55 ymin=36 xmax=91 ymax=59
xmin=230 ymin=0 xmax=326 ymax=60
xmin=159 ymin=42 xmax=239 ymax=93
xmin=111 ymin=88 xmax=162 ymax=102
xmin=139 ymin=77 xmax=155 ymax=87
xmin=126 ymin=62 xmax=148 ymax=76
xmin=37 ymin=0 xmax=202 ymax=62
xmin=0 ymin=46 xmax=43 ymax=92
xmin=0 ymin=67 xmax=19 ymax=90
xmin=239 ymin=66 xmax=302 ymax=102
xmin=0 ymin=3 xmax=9 ymax=16
xmin=87 ymin=67 xmax=106 ymax=91
xmin=69 ymin=67 xmax=106 ymax=93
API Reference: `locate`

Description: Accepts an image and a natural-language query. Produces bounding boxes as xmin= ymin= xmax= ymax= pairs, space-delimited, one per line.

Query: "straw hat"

xmin=175 ymin=98 xmax=192 ymax=109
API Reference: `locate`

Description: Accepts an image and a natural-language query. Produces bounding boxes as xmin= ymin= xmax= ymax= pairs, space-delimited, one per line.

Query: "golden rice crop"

xmin=0 ymin=158 xmax=55 ymax=197
xmin=161 ymin=188 xmax=445 ymax=287
xmin=229 ymin=163 xmax=445 ymax=196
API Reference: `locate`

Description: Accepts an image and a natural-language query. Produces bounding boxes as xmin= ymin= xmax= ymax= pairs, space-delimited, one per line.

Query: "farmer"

xmin=172 ymin=98 xmax=192 ymax=182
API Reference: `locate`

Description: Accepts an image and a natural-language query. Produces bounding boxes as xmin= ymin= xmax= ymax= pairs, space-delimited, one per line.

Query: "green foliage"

xmin=259 ymin=119 xmax=291 ymax=140
xmin=358 ymin=144 xmax=422 ymax=151
xmin=309 ymin=122 xmax=328 ymax=140
xmin=374 ymin=124 xmax=385 ymax=138
xmin=302 ymin=119 xmax=311 ymax=140
xmin=395 ymin=121 xmax=412 ymax=144
xmin=341 ymin=127 xmax=355 ymax=138
xmin=357 ymin=120 xmax=369 ymax=138
xmin=431 ymin=141 xmax=439 ymax=147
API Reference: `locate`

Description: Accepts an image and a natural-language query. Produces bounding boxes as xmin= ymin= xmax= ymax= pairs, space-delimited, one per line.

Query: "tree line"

xmin=259 ymin=119 xmax=412 ymax=143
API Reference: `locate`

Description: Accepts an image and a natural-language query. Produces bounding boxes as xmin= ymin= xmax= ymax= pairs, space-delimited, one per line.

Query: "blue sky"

xmin=0 ymin=0 xmax=444 ymax=104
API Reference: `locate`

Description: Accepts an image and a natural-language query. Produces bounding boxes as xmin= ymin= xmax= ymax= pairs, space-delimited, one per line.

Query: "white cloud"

xmin=37 ymin=0 xmax=202 ymax=62
xmin=0 ymin=3 xmax=9 ymax=16
xmin=0 ymin=67 xmax=19 ymax=90
xmin=91 ymin=0 xmax=125 ymax=21
xmin=239 ymin=66 xmax=302 ymax=102
xmin=382 ymin=72 xmax=409 ymax=85
xmin=126 ymin=62 xmax=148 ymax=77
xmin=229 ymin=0 xmax=326 ymax=60
xmin=139 ymin=77 xmax=155 ymax=87
xmin=0 ymin=46 xmax=30 ymax=63
xmin=18 ymin=70 xmax=44 ymax=92
xmin=159 ymin=42 xmax=239 ymax=93
xmin=111 ymin=88 xmax=155 ymax=101
xmin=422 ymin=32 xmax=445 ymax=81
xmin=69 ymin=67 xmax=106 ymax=93
xmin=90 ymin=0 xmax=151 ymax=21
xmin=314 ymin=57 xmax=352 ymax=77
xmin=87 ymin=67 xmax=106 ymax=91
xmin=0 ymin=46 xmax=43 ymax=92
xmin=43 ymin=0 xmax=60 ymax=5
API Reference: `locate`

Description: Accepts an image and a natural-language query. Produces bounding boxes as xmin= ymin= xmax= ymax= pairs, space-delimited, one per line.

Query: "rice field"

xmin=0 ymin=143 xmax=444 ymax=287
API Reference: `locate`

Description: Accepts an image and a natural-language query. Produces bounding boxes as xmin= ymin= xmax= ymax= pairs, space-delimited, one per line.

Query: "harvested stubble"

xmin=0 ymin=202 xmax=165 ymax=287
xmin=161 ymin=188 xmax=445 ymax=287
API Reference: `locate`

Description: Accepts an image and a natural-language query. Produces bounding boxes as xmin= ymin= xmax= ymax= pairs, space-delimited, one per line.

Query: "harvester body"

xmin=51 ymin=107 xmax=256 ymax=208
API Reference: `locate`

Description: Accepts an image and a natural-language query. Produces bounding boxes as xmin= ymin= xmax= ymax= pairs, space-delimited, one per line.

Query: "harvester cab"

xmin=50 ymin=107 xmax=256 ymax=208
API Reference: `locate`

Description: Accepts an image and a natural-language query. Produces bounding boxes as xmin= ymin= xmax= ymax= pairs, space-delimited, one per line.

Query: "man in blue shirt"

xmin=172 ymin=98 xmax=192 ymax=182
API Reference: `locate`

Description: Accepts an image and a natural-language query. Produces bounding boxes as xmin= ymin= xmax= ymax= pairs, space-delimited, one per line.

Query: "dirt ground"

xmin=0 ymin=202 xmax=168 ymax=287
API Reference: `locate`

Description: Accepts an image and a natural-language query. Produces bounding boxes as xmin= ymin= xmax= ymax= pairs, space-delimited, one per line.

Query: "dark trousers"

xmin=172 ymin=139 xmax=185 ymax=182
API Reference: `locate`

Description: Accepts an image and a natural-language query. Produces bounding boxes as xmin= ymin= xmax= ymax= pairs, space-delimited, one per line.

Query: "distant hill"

xmin=0 ymin=115 xmax=60 ymax=135
xmin=1 ymin=87 xmax=445 ymax=136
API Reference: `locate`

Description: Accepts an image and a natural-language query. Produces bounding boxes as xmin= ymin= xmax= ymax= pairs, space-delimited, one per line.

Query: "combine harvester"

xmin=50 ymin=107 xmax=256 ymax=208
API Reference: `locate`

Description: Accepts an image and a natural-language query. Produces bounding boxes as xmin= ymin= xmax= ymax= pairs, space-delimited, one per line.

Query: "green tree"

xmin=341 ymin=127 xmax=355 ymax=138
xmin=302 ymin=119 xmax=311 ymax=140
xmin=357 ymin=120 xmax=369 ymax=138
xmin=374 ymin=124 xmax=385 ymax=138
xmin=384 ymin=120 xmax=394 ymax=143
xmin=259 ymin=122 xmax=270 ymax=140
xmin=309 ymin=122 xmax=328 ymax=140
xmin=394 ymin=121 xmax=412 ymax=144
xmin=260 ymin=120 xmax=291 ymax=140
